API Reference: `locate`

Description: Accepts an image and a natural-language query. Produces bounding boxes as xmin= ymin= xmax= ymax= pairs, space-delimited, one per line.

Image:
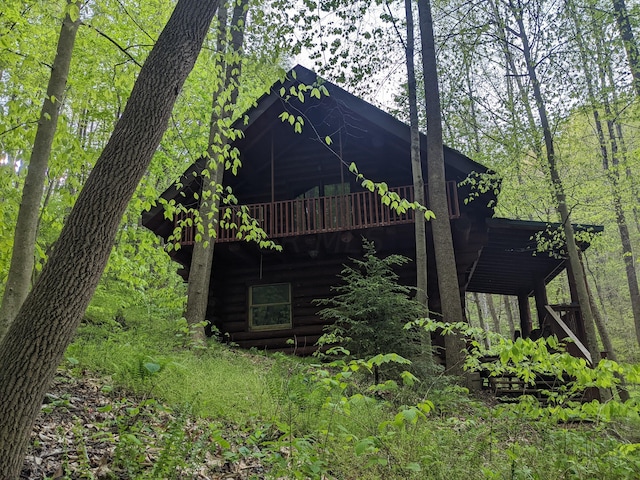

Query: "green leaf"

xmin=143 ymin=362 xmax=161 ymax=375
xmin=400 ymin=370 xmax=419 ymax=386
xmin=66 ymin=356 xmax=79 ymax=366
xmin=354 ymin=438 xmax=374 ymax=455
xmin=66 ymin=2 xmax=80 ymax=22
xmin=362 ymin=179 xmax=375 ymax=192
xmin=278 ymin=111 xmax=289 ymax=122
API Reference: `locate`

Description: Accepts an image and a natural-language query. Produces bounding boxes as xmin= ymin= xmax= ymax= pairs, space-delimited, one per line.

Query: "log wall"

xmin=207 ymin=252 xmax=352 ymax=353
xmin=205 ymin=212 xmax=490 ymax=356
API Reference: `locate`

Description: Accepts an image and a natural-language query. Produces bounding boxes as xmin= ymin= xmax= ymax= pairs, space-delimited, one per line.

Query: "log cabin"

xmin=142 ymin=65 xmax=601 ymax=363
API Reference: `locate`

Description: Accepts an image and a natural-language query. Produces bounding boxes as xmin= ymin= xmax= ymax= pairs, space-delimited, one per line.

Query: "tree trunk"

xmin=612 ymin=0 xmax=640 ymax=96
xmin=503 ymin=296 xmax=516 ymax=339
xmin=587 ymin=279 xmax=630 ymax=401
xmin=489 ymin=0 xmax=550 ymax=222
xmin=583 ymin=254 xmax=630 ymax=400
xmin=601 ymin=88 xmax=640 ymax=350
xmin=619 ymin=125 xmax=640 ymax=233
xmin=418 ymin=0 xmax=466 ymax=374
xmin=568 ymin=0 xmax=640 ymax=347
xmin=185 ymin=3 xmax=227 ymax=344
xmin=0 ymin=1 xmax=219 ymax=476
xmin=0 ymin=1 xmax=80 ymax=342
xmin=599 ymin=10 xmax=640 ymax=232
xmin=485 ymin=294 xmax=500 ymax=334
xmin=507 ymin=0 xmax=600 ymax=363
xmin=488 ymin=0 xmax=543 ymax=161
xmin=472 ymin=292 xmax=490 ymax=349
xmin=607 ymin=148 xmax=640 ymax=347
xmin=403 ymin=0 xmax=432 ymax=358
xmin=185 ymin=0 xmax=248 ymax=344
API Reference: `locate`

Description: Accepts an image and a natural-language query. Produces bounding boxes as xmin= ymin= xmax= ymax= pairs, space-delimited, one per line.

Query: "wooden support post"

xmin=533 ymin=277 xmax=549 ymax=329
xmin=565 ymin=260 xmax=579 ymax=304
xmin=517 ymin=293 xmax=532 ymax=338
xmin=565 ymin=258 xmax=588 ymax=346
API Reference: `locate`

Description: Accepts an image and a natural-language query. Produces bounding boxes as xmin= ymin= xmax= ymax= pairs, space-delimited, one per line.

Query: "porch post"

xmin=565 ymin=261 xmax=579 ymax=304
xmin=517 ymin=293 xmax=532 ymax=338
xmin=565 ymin=257 xmax=588 ymax=345
xmin=533 ymin=277 xmax=549 ymax=329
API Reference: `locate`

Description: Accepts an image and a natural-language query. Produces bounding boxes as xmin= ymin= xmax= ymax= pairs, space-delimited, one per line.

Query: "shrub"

xmin=315 ymin=239 xmax=432 ymax=382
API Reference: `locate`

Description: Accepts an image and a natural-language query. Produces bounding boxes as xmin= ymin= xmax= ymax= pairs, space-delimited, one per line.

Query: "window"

xmin=294 ymin=183 xmax=351 ymax=232
xmin=323 ymin=183 xmax=351 ymax=228
xmin=249 ymin=283 xmax=292 ymax=330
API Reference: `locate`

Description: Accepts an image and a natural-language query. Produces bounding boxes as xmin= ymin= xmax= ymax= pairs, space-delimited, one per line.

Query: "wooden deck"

xmin=176 ymin=182 xmax=460 ymax=245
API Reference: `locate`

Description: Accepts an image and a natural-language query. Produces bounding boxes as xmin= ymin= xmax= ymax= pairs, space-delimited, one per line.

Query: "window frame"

xmin=248 ymin=283 xmax=292 ymax=331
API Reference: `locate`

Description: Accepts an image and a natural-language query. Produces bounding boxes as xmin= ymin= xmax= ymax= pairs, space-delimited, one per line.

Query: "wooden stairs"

xmin=477 ymin=370 xmax=599 ymax=403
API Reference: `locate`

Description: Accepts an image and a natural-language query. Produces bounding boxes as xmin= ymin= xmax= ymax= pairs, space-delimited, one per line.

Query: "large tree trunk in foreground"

xmin=403 ymin=0 xmax=432 ymax=359
xmin=0 ymin=2 xmax=80 ymax=342
xmin=0 ymin=1 xmax=219 ymax=476
xmin=186 ymin=0 xmax=248 ymax=344
xmin=418 ymin=0 xmax=466 ymax=374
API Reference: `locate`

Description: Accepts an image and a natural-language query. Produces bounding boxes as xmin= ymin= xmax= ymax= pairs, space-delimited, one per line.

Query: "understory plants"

xmin=55 ymin=288 xmax=640 ymax=478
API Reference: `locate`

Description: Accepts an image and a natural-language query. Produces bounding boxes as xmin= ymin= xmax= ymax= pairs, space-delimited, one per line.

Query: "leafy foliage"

xmin=56 ymin=300 xmax=640 ymax=479
xmin=412 ymin=318 xmax=640 ymax=417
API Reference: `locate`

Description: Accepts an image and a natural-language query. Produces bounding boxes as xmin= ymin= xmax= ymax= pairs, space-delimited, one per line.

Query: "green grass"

xmin=63 ymin=299 xmax=640 ymax=479
xmin=67 ymin=303 xmax=278 ymax=424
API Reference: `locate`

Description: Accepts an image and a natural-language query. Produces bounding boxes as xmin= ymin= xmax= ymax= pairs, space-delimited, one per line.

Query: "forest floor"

xmin=20 ymin=307 xmax=640 ymax=480
xmin=21 ymin=369 xmax=266 ymax=480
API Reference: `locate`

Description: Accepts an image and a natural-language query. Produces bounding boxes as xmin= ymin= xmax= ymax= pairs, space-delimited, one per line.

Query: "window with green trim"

xmin=249 ymin=283 xmax=292 ymax=330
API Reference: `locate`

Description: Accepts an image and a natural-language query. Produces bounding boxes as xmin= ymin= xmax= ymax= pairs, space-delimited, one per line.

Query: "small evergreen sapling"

xmin=315 ymin=239 xmax=431 ymax=381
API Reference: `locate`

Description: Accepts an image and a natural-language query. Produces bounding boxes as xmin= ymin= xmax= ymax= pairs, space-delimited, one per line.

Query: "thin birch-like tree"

xmin=0 ymin=0 xmax=81 ymax=342
xmin=184 ymin=0 xmax=249 ymax=343
xmin=418 ymin=0 xmax=466 ymax=374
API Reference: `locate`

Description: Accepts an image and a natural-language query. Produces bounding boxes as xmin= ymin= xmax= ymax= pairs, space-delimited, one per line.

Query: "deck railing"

xmin=175 ymin=181 xmax=459 ymax=245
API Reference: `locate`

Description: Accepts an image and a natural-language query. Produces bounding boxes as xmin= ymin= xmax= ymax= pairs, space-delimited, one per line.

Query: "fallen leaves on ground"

xmin=21 ymin=369 xmax=269 ymax=479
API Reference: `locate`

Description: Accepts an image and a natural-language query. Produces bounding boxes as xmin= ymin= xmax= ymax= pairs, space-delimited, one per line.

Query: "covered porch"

xmin=465 ymin=218 xmax=603 ymax=362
